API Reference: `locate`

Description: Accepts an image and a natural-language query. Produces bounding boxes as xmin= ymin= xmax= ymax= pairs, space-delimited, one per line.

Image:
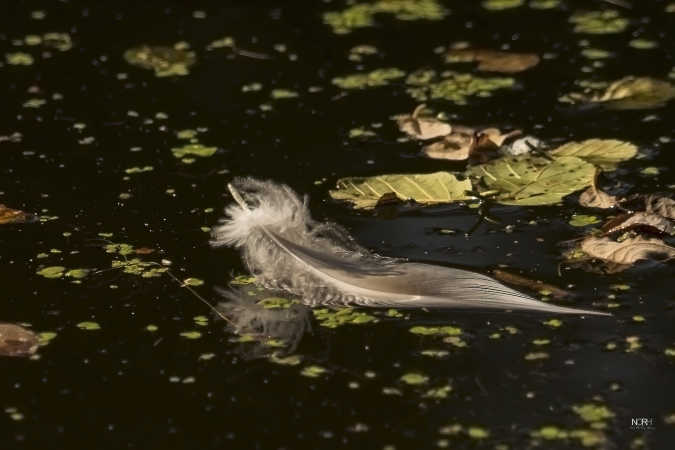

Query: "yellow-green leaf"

xmin=468 ymin=155 xmax=594 ymax=206
xmin=330 ymin=172 xmax=472 ymax=209
xmin=124 ymin=45 xmax=196 ymax=77
xmin=550 ymin=139 xmax=637 ymax=170
xmin=171 ymin=144 xmax=217 ymax=159
xmin=37 ymin=266 xmax=66 ymax=279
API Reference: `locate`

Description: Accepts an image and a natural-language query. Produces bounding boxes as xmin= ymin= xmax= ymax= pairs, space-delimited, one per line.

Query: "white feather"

xmin=211 ymin=178 xmax=609 ymax=316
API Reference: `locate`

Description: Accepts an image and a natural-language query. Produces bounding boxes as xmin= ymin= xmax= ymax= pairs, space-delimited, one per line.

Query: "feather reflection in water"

xmin=216 ymin=287 xmax=311 ymax=357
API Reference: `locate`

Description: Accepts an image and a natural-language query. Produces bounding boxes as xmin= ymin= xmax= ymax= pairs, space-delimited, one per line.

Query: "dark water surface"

xmin=1 ymin=1 xmax=674 ymax=449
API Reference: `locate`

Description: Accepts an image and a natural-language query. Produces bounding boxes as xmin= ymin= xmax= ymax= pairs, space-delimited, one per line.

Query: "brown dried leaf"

xmin=560 ymin=77 xmax=675 ymax=110
xmin=446 ymin=48 xmax=540 ymax=73
xmin=580 ymin=236 xmax=675 ymax=265
xmin=476 ymin=128 xmax=522 ymax=148
xmin=422 ymin=131 xmax=475 ymax=160
xmin=578 ymin=172 xmax=618 ymax=209
xmin=579 ymin=187 xmax=617 ymax=209
xmin=0 ymin=204 xmax=33 ymax=224
xmin=422 ymin=126 xmax=520 ymax=160
xmin=0 ymin=323 xmax=39 ymax=357
xmin=602 ymin=212 xmax=674 ymax=236
xmin=394 ymin=104 xmax=452 ymax=140
xmin=646 ymin=195 xmax=675 ymax=220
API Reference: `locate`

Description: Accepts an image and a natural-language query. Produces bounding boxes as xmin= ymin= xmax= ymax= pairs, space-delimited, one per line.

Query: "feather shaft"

xmin=212 ymin=178 xmax=609 ymax=316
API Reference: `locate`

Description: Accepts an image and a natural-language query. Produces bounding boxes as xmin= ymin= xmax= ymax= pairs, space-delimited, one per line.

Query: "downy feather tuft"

xmin=211 ymin=177 xmax=609 ymax=316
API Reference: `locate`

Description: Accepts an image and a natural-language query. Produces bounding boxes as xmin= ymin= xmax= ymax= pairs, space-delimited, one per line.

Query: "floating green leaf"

xmin=400 ymin=372 xmax=429 ymax=385
xmin=524 ymin=351 xmax=549 ymax=360
xmin=323 ymin=0 xmax=448 ymax=34
xmin=105 ymin=243 xmax=135 ymax=256
xmin=5 ymin=52 xmax=34 ymax=65
xmin=111 ymin=258 xmax=167 ymax=278
xmin=641 ymin=166 xmax=659 ymax=176
xmin=420 ymin=349 xmax=449 ymax=358
xmin=180 ymin=331 xmax=202 ymax=339
xmin=543 ymin=318 xmax=563 ymax=328
xmin=231 ymin=275 xmax=256 ymax=285
xmin=124 ymin=44 xmax=196 ymax=77
xmin=531 ymin=425 xmax=568 ymax=439
xmin=410 ymin=326 xmax=462 ymax=336
xmin=258 ymin=297 xmax=297 ymax=309
xmin=42 ymin=33 xmax=72 ymax=51
xmin=529 ymin=0 xmax=559 ymax=9
xmin=300 ymin=365 xmax=326 ymax=378
xmin=332 ymin=68 xmax=406 ymax=89
xmin=569 ymin=10 xmax=628 ymax=34
xmin=573 ymin=404 xmax=614 ymax=423
xmin=629 ymin=39 xmax=658 ymax=50
xmin=270 ymin=89 xmax=298 ymax=99
xmin=182 ymin=277 xmax=204 ymax=287
xmin=269 ymin=353 xmax=302 ymax=366
xmin=348 ymin=127 xmax=377 ymax=139
xmin=468 ymin=155 xmax=595 ymax=206
xmin=467 ymin=427 xmax=490 ymax=439
xmin=176 ymin=129 xmax=198 ymax=140
xmin=569 ymin=215 xmax=600 ymax=227
xmin=423 ymin=385 xmax=452 ymax=399
xmin=406 ymin=70 xmax=515 ymax=104
xmin=313 ymin=308 xmax=378 ymax=328
xmin=482 ymin=0 xmax=524 ymax=11
xmin=331 ymin=172 xmax=472 ymax=209
xmin=77 ymin=321 xmax=101 ymax=331
xmin=66 ymin=268 xmax=90 ymax=279
xmin=37 ymin=266 xmax=66 ymax=279
xmin=38 ymin=331 xmax=57 ymax=345
xmin=581 ymin=48 xmax=612 ymax=59
xmin=171 ymin=144 xmax=217 ymax=159
xmin=125 ymin=166 xmax=153 ymax=174
xmin=23 ymin=98 xmax=46 ymax=108
xmin=444 ymin=336 xmax=467 ymax=347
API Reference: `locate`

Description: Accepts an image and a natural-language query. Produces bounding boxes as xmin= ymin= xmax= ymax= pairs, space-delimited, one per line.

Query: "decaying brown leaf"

xmin=422 ymin=127 xmax=475 ymax=160
xmin=0 ymin=204 xmax=34 ymax=224
xmin=602 ymin=212 xmax=674 ymax=236
xmin=446 ymin=48 xmax=540 ymax=73
xmin=476 ymin=128 xmax=522 ymax=148
xmin=421 ymin=125 xmax=521 ymax=161
xmin=578 ymin=171 xmax=618 ymax=209
xmin=579 ymin=187 xmax=617 ymax=209
xmin=394 ymin=104 xmax=452 ymax=140
xmin=646 ymin=195 xmax=675 ymax=220
xmin=393 ymin=105 xmax=522 ymax=160
xmin=560 ymin=77 xmax=675 ymax=110
xmin=580 ymin=236 xmax=675 ymax=265
xmin=492 ymin=269 xmax=572 ymax=299
xmin=0 ymin=323 xmax=39 ymax=357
